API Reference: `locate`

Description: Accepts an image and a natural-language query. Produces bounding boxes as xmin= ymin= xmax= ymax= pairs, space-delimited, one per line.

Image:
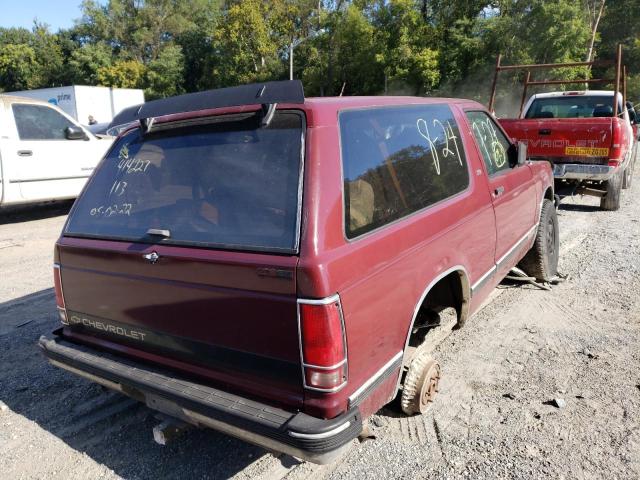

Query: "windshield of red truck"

xmin=525 ymin=95 xmax=621 ymax=119
xmin=64 ymin=111 xmax=304 ymax=253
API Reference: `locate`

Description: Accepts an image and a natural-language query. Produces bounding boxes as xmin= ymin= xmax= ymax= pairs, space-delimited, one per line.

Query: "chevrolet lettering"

xmin=65 ymin=314 xmax=147 ymax=341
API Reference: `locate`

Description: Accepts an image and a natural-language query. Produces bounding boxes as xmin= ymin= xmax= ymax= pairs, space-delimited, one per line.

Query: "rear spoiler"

xmin=111 ymin=80 xmax=305 ymax=133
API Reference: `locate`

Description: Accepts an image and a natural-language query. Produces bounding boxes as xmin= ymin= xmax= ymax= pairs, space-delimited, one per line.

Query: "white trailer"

xmin=6 ymin=86 xmax=145 ymax=125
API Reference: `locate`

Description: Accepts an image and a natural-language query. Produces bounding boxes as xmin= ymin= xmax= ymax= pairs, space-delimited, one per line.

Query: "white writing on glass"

xmin=90 ymin=203 xmax=133 ymax=217
xmin=416 ymin=118 xmax=463 ymax=175
xmin=109 ymin=180 xmax=128 ymax=196
xmin=117 ymin=156 xmax=151 ymax=174
xmin=117 ymin=143 xmax=151 ymax=174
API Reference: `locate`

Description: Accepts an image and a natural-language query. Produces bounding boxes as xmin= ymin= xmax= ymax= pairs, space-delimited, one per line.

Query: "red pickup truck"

xmin=499 ymin=90 xmax=637 ymax=210
xmin=39 ymin=81 xmax=557 ymax=463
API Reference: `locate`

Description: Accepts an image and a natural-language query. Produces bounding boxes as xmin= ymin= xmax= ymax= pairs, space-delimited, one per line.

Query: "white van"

xmin=0 ymin=95 xmax=113 ymax=207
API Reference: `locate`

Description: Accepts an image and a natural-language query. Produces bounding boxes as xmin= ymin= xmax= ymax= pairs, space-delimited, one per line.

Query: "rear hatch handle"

xmin=538 ymin=129 xmax=552 ymax=136
xmin=146 ymin=228 xmax=171 ymax=238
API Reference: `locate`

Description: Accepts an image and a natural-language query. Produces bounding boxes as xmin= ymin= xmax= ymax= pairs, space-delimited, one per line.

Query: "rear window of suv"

xmin=65 ymin=111 xmax=304 ymax=253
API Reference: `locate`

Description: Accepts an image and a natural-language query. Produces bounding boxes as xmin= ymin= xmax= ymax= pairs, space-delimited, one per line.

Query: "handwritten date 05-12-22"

xmin=90 ymin=203 xmax=133 ymax=217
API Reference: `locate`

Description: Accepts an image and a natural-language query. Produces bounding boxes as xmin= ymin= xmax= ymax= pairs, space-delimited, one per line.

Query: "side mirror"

xmin=509 ymin=141 xmax=527 ymax=167
xmin=628 ymin=109 xmax=637 ymax=125
xmin=507 ymin=142 xmax=527 ymax=167
xmin=65 ymin=126 xmax=88 ymax=140
xmin=517 ymin=141 xmax=528 ymax=166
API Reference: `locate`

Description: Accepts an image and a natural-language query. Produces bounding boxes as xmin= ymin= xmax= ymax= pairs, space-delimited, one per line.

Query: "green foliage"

xmin=211 ymin=0 xmax=280 ymax=86
xmin=145 ymin=44 xmax=185 ymax=99
xmin=96 ymin=60 xmax=145 ymax=88
xmin=0 ymin=43 xmax=38 ymax=91
xmin=0 ymin=0 xmax=636 ymax=104
xmin=372 ymin=0 xmax=440 ymax=94
xmin=68 ymin=43 xmax=112 ymax=85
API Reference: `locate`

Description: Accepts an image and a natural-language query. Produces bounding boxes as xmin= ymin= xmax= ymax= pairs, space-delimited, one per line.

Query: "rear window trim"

xmin=63 ymin=109 xmax=307 ymax=256
xmin=337 ymin=103 xmax=473 ymax=243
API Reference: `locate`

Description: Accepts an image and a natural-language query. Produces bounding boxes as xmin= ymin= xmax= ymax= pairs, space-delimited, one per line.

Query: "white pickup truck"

xmin=0 ymin=95 xmax=113 ymax=207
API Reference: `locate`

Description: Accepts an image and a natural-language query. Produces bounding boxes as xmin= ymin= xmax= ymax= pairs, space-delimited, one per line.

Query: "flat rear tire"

xmin=400 ymin=351 xmax=441 ymax=415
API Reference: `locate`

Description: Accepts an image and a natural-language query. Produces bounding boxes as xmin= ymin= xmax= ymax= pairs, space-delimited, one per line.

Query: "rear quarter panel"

xmin=297 ymin=102 xmax=497 ymax=418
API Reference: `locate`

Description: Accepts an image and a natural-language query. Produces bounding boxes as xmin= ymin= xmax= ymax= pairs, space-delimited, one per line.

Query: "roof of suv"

xmin=112 ymin=80 xmax=485 ymax=132
xmin=304 ymin=96 xmax=475 ymax=106
xmin=131 ymin=96 xmax=484 ymax=132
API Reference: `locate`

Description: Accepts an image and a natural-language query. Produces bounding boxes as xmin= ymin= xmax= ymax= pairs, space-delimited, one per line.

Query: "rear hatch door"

xmin=59 ymin=110 xmax=306 ymax=407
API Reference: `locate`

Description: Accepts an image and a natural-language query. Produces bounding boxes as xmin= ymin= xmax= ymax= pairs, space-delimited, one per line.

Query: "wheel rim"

xmin=418 ymin=360 xmax=441 ymax=413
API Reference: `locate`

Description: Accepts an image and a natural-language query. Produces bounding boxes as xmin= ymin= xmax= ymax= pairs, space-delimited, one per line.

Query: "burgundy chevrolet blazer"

xmin=40 ymin=80 xmax=558 ymax=463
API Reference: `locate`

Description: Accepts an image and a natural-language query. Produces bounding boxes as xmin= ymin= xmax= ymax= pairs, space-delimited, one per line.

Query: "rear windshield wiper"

xmin=146 ymin=228 xmax=171 ymax=238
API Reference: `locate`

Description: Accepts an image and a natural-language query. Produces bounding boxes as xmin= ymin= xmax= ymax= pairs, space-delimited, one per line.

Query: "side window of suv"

xmin=12 ymin=104 xmax=75 ymax=140
xmin=465 ymin=111 xmax=511 ymax=176
xmin=340 ymin=104 xmax=469 ymax=239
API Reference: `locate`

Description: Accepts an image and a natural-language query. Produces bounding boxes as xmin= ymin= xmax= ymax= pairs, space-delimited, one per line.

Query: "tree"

xmin=68 ymin=43 xmax=112 ymax=85
xmin=210 ymin=0 xmax=280 ymax=87
xmin=585 ymin=0 xmax=606 ymax=62
xmin=0 ymin=0 xmax=635 ymax=103
xmin=0 ymin=24 xmax=69 ymax=90
xmin=270 ymin=0 xmax=319 ymax=80
xmin=96 ymin=59 xmax=145 ymax=88
xmin=0 ymin=43 xmax=38 ymax=91
xmin=372 ymin=0 xmax=440 ymax=94
xmin=145 ymin=44 xmax=185 ymax=98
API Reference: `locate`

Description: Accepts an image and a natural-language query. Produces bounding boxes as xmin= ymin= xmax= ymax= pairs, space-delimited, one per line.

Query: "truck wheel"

xmin=518 ymin=199 xmax=559 ymax=282
xmin=600 ymin=170 xmax=623 ymax=211
xmin=400 ymin=351 xmax=440 ymax=415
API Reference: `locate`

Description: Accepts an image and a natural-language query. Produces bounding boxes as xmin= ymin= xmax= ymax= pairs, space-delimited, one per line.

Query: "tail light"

xmin=53 ymin=264 xmax=67 ymax=324
xmin=610 ymin=121 xmax=623 ymax=161
xmin=298 ymin=296 xmax=348 ymax=392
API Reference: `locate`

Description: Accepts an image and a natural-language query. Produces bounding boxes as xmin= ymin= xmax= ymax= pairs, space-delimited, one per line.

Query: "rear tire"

xmin=400 ymin=350 xmax=440 ymax=415
xmin=518 ymin=199 xmax=559 ymax=282
xmin=600 ymin=169 xmax=623 ymax=210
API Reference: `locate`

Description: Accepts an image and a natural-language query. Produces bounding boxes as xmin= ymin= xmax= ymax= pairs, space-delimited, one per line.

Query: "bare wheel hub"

xmin=418 ymin=359 xmax=440 ymax=413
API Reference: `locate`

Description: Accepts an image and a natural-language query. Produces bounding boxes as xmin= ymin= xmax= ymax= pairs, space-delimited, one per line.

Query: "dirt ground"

xmin=1 ymin=174 xmax=639 ymax=480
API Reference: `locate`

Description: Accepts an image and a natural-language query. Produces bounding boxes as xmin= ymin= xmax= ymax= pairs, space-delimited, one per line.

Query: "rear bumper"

xmin=39 ymin=331 xmax=362 ymax=464
xmin=553 ymin=163 xmax=617 ymax=181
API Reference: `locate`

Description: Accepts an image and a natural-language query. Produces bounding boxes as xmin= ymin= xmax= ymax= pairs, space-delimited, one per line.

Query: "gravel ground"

xmin=0 ymin=173 xmax=639 ymax=480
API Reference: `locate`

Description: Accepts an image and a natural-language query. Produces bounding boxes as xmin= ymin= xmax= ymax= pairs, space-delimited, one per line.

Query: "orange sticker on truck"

xmin=565 ymin=146 xmax=609 ymax=157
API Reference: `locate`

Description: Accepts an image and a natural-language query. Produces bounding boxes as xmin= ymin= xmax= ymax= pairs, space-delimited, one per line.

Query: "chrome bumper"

xmin=553 ymin=163 xmax=616 ymax=181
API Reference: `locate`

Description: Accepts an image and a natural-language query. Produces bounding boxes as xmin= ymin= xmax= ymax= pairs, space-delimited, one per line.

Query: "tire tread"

xmin=518 ymin=199 xmax=559 ymax=282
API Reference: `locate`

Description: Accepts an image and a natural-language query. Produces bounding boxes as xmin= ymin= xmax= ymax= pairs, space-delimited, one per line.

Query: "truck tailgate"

xmin=500 ymin=118 xmax=613 ymax=161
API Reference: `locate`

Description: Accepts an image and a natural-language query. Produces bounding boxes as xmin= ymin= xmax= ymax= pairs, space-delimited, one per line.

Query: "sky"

xmin=0 ymin=1 xmax=86 ymax=31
